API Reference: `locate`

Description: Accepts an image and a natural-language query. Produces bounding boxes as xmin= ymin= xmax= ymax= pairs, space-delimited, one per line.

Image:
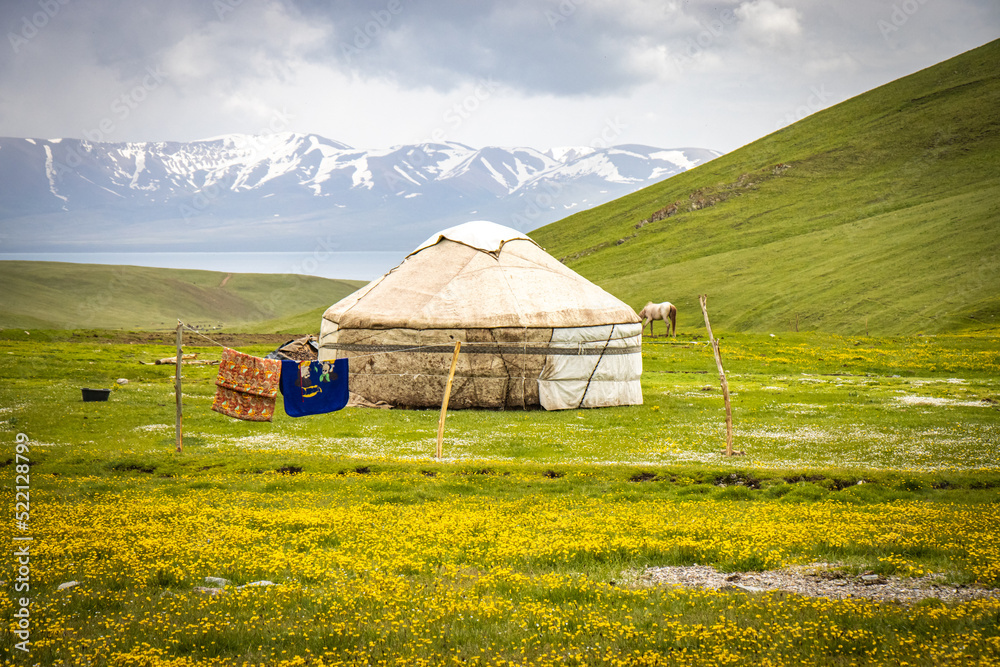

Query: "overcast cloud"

xmin=1 ymin=0 xmax=997 ymax=152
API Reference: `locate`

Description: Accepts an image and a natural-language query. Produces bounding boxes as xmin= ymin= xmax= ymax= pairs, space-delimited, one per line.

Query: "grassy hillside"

xmin=0 ymin=261 xmax=365 ymax=331
xmin=234 ymin=305 xmax=331 ymax=334
xmin=531 ymin=40 xmax=1000 ymax=335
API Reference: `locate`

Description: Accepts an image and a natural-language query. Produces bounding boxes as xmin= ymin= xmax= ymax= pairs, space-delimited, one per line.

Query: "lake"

xmin=0 ymin=251 xmax=404 ymax=281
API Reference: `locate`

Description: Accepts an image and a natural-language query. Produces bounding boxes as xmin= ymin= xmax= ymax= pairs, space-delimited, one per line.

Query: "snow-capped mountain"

xmin=0 ymin=134 xmax=720 ymax=252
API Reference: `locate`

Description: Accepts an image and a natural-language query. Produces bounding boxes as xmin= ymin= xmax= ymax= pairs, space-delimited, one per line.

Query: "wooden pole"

xmin=436 ymin=341 xmax=462 ymax=459
xmin=175 ymin=320 xmax=183 ymax=453
xmin=699 ymin=295 xmax=739 ymax=456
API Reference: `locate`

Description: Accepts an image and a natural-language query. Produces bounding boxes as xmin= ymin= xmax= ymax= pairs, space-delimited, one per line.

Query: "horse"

xmin=638 ymin=301 xmax=677 ymax=337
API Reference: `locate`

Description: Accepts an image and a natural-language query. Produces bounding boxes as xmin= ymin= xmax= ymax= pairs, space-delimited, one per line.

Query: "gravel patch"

xmin=633 ymin=563 xmax=1000 ymax=604
xmin=896 ymin=395 xmax=993 ymax=408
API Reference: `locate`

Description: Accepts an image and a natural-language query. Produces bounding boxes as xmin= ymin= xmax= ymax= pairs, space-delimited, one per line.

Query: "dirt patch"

xmin=783 ymin=474 xmax=826 ymax=484
xmin=714 ymin=472 xmax=761 ymax=489
xmin=634 ymin=564 xmax=999 ymax=604
xmin=109 ymin=462 xmax=156 ymax=474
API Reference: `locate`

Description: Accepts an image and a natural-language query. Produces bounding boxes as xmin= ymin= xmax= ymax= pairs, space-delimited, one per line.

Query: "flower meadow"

xmin=1 ymin=330 xmax=999 ymax=665
xmin=3 ymin=471 xmax=1000 ymax=666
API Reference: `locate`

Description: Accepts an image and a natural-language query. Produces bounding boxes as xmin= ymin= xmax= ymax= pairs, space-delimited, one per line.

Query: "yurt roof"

xmin=323 ymin=221 xmax=640 ymax=330
xmin=409 ymin=220 xmax=533 ymax=256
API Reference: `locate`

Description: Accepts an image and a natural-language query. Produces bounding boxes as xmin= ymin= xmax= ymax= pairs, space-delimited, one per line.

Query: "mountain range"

xmin=0 ymin=134 xmax=719 ymax=252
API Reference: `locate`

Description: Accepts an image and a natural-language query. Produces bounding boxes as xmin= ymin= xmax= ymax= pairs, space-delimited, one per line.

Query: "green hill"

xmin=0 ymin=261 xmax=365 ymax=331
xmin=234 ymin=305 xmax=332 ymax=335
xmin=531 ymin=40 xmax=1000 ymax=335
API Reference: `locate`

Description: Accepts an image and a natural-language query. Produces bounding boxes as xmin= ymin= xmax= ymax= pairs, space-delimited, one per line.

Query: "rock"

xmin=193 ymin=586 xmax=226 ymax=596
xmin=720 ymin=583 xmax=763 ymax=593
xmin=204 ymin=576 xmax=230 ymax=587
xmin=860 ymin=574 xmax=882 ymax=584
xmin=116 ymin=378 xmax=129 ymax=385
xmin=57 ymin=581 xmax=80 ymax=590
xmin=237 ymin=580 xmax=277 ymax=590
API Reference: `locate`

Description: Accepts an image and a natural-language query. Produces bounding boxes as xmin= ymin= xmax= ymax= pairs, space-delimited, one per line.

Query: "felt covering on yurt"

xmin=318 ymin=221 xmax=643 ymax=410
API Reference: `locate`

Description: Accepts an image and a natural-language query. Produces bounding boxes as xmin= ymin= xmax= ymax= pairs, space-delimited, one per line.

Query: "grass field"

xmin=0 ymin=262 xmax=365 ymax=331
xmin=1 ymin=328 xmax=998 ymax=665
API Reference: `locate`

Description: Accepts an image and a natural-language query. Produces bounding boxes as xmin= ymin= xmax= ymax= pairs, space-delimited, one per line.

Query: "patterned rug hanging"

xmin=211 ymin=348 xmax=282 ymax=422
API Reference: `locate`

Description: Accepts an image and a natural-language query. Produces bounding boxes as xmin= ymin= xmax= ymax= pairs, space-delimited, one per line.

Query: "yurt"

xmin=318 ymin=221 xmax=642 ymax=410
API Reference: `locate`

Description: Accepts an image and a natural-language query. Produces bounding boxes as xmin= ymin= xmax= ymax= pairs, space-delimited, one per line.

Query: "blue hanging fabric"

xmin=279 ymin=358 xmax=349 ymax=417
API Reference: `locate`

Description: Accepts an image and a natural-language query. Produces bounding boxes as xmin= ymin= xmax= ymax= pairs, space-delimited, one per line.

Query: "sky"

xmin=1 ymin=0 xmax=998 ymax=154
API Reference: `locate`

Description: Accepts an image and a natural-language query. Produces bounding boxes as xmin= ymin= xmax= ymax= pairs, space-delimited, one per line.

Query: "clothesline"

xmin=180 ymin=322 xmax=227 ymax=349
xmin=177 ymin=320 xmax=631 ymax=363
xmin=178 ymin=324 xmax=531 ymax=401
xmin=178 ymin=320 xmax=457 ymax=360
xmin=178 ymin=320 xmax=531 ymax=362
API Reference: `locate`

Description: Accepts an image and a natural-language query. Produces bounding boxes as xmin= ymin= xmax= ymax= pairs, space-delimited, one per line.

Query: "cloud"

xmin=0 ymin=0 xmax=997 ymax=151
xmin=160 ymin=1 xmax=328 ymax=92
xmin=801 ymin=52 xmax=860 ymax=77
xmin=317 ymin=0 xmax=730 ymax=96
xmin=735 ymin=0 xmax=802 ymax=48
